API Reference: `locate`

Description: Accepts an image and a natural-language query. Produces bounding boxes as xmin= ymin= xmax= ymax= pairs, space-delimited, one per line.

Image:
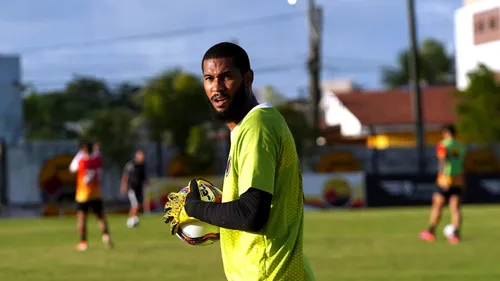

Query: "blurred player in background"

xmin=163 ymin=42 xmax=315 ymax=280
xmin=69 ymin=140 xmax=100 ymax=174
xmin=75 ymin=141 xmax=114 ymax=251
xmin=93 ymin=142 xmax=101 ymax=155
xmin=121 ymin=150 xmax=147 ymax=228
xmin=420 ymin=125 xmax=466 ymax=244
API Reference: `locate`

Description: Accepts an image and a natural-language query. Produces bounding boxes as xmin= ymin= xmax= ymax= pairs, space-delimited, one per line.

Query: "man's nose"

xmin=212 ymin=77 xmax=225 ymax=92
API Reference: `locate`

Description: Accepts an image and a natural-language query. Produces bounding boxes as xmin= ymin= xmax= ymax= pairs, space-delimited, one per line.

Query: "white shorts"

xmin=127 ymin=189 xmax=143 ymax=208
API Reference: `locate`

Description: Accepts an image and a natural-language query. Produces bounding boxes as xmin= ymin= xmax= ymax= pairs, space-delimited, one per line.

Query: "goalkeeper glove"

xmin=163 ymin=179 xmax=202 ymax=235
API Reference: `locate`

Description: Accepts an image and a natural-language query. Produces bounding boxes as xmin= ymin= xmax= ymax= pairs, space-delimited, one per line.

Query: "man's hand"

xmin=437 ymin=173 xmax=450 ymax=191
xmin=163 ymin=179 xmax=202 ymax=235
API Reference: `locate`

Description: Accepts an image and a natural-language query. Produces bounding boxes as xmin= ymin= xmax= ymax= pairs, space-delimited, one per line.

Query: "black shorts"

xmin=76 ymin=200 xmax=104 ymax=215
xmin=58 ymin=192 xmax=75 ymax=203
xmin=127 ymin=187 xmax=144 ymax=208
xmin=436 ymin=186 xmax=464 ymax=200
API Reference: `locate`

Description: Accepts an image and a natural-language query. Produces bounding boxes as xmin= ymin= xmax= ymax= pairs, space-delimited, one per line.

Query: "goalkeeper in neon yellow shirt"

xmin=163 ymin=42 xmax=315 ymax=281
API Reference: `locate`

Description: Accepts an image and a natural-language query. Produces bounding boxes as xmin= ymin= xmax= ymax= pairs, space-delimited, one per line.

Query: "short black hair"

xmin=442 ymin=124 xmax=457 ymax=137
xmin=201 ymin=42 xmax=251 ymax=74
xmin=79 ymin=140 xmax=93 ymax=153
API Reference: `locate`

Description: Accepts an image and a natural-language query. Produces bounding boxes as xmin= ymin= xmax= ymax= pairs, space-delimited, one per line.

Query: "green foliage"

xmin=62 ymin=76 xmax=111 ymax=121
xmin=186 ymin=124 xmax=217 ymax=174
xmin=455 ymin=64 xmax=500 ymax=143
xmin=23 ymin=91 xmax=79 ymax=139
xmin=141 ymin=69 xmax=210 ymax=153
xmin=381 ymin=38 xmax=454 ymax=88
xmin=83 ymin=107 xmax=136 ymax=169
xmin=276 ymin=102 xmax=311 ymax=157
xmin=24 ymin=76 xmax=141 ymax=140
xmin=262 ymin=85 xmax=286 ymax=106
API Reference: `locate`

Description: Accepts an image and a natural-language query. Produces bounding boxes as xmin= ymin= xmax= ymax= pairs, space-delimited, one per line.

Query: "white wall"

xmin=321 ymin=91 xmax=362 ymax=136
xmin=455 ymin=0 xmax=500 ymax=90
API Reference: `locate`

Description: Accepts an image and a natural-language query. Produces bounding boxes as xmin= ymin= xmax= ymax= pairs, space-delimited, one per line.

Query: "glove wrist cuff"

xmin=184 ymin=199 xmax=202 ymax=218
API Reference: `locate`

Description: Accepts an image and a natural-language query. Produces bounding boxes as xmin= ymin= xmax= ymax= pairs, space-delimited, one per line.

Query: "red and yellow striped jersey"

xmin=76 ymin=154 xmax=102 ymax=203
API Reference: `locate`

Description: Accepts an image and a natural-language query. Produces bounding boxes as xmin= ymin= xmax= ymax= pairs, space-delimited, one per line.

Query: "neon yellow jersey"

xmin=221 ymin=104 xmax=315 ymax=281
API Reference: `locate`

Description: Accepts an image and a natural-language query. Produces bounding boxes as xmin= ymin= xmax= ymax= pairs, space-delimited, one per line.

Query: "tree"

xmin=381 ymin=38 xmax=455 ymax=88
xmin=261 ymin=85 xmax=286 ymax=106
xmin=276 ymin=102 xmax=311 ymax=158
xmin=455 ymin=64 xmax=500 ymax=143
xmin=186 ymin=123 xmax=217 ymax=175
xmin=23 ymin=76 xmax=142 ymax=140
xmin=141 ymin=69 xmax=209 ymax=153
xmin=62 ymin=75 xmax=112 ymax=121
xmin=110 ymin=82 xmax=142 ymax=113
xmin=23 ymin=91 xmax=80 ymax=139
xmin=141 ymin=69 xmax=210 ymax=176
xmin=83 ymin=107 xmax=136 ymax=169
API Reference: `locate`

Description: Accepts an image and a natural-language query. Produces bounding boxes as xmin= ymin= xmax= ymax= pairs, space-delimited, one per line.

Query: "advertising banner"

xmin=145 ymin=172 xmax=366 ymax=212
xmin=365 ymin=173 xmax=500 ymax=207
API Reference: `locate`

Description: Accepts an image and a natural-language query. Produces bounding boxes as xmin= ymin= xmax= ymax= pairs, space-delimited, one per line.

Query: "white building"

xmin=0 ymin=55 xmax=23 ymax=145
xmin=455 ymin=0 xmax=500 ymax=90
xmin=320 ymin=90 xmax=363 ymax=137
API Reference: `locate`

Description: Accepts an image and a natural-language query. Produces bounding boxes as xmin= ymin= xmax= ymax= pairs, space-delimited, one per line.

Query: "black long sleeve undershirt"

xmin=185 ymin=187 xmax=272 ymax=232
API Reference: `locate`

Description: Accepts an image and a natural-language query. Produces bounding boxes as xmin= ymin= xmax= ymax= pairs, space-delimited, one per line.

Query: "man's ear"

xmin=244 ymin=69 xmax=254 ymax=89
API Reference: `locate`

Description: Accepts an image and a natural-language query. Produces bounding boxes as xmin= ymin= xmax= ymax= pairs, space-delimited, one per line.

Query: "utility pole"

xmin=407 ymin=0 xmax=426 ymax=174
xmin=307 ymin=0 xmax=323 ymax=141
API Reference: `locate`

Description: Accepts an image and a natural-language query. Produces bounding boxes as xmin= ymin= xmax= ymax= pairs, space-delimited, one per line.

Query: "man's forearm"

xmin=185 ymin=188 xmax=272 ymax=232
xmin=121 ymin=176 xmax=128 ymax=187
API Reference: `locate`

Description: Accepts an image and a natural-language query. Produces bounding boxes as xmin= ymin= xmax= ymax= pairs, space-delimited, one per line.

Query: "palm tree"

xmin=381 ymin=38 xmax=455 ymax=88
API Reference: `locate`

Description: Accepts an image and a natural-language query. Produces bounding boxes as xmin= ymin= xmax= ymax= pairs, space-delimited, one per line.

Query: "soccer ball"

xmin=175 ymin=181 xmax=223 ymax=246
xmin=443 ymin=224 xmax=456 ymax=238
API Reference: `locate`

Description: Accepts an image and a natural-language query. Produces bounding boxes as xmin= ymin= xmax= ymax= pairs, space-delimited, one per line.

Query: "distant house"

xmin=321 ymin=85 xmax=458 ymax=148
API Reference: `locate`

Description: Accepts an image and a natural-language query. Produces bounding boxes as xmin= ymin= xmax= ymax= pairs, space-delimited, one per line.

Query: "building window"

xmin=477 ymin=21 xmax=484 ymax=32
xmin=473 ymin=8 xmax=500 ymax=45
xmin=490 ymin=18 xmax=497 ymax=29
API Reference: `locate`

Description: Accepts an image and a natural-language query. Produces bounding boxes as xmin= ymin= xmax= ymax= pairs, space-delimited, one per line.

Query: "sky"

xmin=0 ymin=0 xmax=461 ymax=98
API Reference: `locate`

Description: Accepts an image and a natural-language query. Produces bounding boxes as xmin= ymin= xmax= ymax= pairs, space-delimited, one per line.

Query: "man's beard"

xmin=207 ymin=83 xmax=254 ymax=123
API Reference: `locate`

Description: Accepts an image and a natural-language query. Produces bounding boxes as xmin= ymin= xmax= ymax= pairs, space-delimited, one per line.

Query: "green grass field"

xmin=1 ymin=205 xmax=500 ymax=281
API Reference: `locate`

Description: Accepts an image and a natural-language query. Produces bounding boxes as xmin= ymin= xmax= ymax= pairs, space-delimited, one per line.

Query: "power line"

xmin=25 ymin=62 xmax=385 ymax=91
xmin=26 ymin=62 xmax=307 ymax=89
xmin=15 ymin=11 xmax=305 ymax=54
xmin=23 ymin=55 xmax=305 ymax=74
xmin=23 ymin=54 xmax=387 ymax=72
xmin=21 ymin=55 xmax=387 ymax=83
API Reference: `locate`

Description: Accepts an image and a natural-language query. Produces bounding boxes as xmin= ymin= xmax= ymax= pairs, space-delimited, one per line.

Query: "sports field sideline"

xmin=1 ymin=205 xmax=499 ymax=281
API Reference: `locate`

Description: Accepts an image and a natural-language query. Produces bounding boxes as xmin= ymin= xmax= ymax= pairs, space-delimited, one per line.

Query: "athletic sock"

xmin=428 ymin=226 xmax=436 ymax=234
